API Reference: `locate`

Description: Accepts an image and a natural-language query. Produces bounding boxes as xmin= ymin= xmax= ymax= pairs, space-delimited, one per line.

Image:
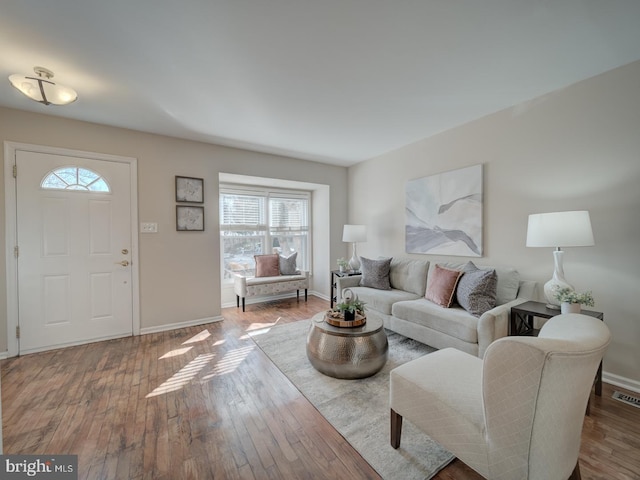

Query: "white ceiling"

xmin=1 ymin=1 xmax=640 ymax=167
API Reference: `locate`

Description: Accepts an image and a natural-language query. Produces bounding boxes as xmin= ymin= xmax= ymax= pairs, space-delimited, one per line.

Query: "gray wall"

xmin=0 ymin=108 xmax=349 ymax=351
xmin=347 ymin=60 xmax=640 ymax=388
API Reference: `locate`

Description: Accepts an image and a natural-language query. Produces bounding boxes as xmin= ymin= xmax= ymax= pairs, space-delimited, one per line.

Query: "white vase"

xmin=561 ymin=302 xmax=581 ymax=314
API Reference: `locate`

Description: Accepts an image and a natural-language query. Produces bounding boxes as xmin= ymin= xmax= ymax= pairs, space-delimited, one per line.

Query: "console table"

xmin=510 ymin=300 xmax=604 ymax=399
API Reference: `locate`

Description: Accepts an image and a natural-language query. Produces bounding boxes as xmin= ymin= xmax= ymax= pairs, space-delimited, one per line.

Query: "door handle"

xmin=115 ymin=260 xmax=130 ymax=267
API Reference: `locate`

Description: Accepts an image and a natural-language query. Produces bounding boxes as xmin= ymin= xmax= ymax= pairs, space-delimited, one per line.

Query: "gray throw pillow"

xmin=359 ymin=257 xmax=392 ymax=290
xmin=456 ymin=261 xmax=497 ymax=317
xmin=279 ymin=252 xmax=298 ymax=275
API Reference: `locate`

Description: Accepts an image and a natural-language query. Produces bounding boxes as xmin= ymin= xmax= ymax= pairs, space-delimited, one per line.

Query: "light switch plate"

xmin=140 ymin=222 xmax=158 ymax=233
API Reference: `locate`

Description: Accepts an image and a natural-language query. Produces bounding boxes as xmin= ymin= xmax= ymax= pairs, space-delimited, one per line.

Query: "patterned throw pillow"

xmin=456 ymin=261 xmax=497 ymax=317
xmin=359 ymin=257 xmax=392 ymax=290
xmin=254 ymin=254 xmax=280 ymax=277
xmin=425 ymin=264 xmax=463 ymax=308
xmin=279 ymin=252 xmax=298 ymax=275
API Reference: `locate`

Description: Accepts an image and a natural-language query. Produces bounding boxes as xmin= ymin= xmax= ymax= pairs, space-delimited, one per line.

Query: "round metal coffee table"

xmin=306 ymin=311 xmax=388 ymax=379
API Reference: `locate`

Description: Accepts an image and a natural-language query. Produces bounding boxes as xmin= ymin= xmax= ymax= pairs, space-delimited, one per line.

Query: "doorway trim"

xmin=4 ymin=141 xmax=140 ymax=357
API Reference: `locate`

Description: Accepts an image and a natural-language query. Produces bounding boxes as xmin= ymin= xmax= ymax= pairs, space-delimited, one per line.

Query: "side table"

xmin=510 ymin=300 xmax=604 ymax=398
xmin=330 ymin=269 xmax=360 ymax=308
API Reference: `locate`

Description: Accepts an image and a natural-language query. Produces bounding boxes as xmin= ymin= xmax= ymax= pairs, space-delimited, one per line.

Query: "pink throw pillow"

xmin=425 ymin=264 xmax=463 ymax=308
xmin=255 ymin=254 xmax=280 ymax=277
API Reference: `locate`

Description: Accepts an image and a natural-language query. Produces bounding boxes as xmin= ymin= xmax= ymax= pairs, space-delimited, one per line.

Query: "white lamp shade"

xmin=342 ymin=224 xmax=367 ymax=243
xmin=526 ymin=211 xmax=594 ymax=248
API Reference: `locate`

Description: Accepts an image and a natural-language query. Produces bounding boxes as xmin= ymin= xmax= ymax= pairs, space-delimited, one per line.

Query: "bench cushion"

xmin=235 ymin=272 xmax=309 ymax=298
xmin=245 ymin=274 xmax=306 ymax=286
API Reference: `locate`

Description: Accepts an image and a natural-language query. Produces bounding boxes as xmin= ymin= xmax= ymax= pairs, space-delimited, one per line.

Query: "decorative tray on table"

xmin=324 ymin=310 xmax=366 ymax=327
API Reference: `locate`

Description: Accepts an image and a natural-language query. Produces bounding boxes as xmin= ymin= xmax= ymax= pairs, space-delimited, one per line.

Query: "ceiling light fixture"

xmin=9 ymin=66 xmax=77 ymax=106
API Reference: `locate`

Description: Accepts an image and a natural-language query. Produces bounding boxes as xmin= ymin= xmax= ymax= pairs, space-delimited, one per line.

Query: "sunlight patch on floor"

xmin=244 ymin=318 xmax=282 ymax=339
xmin=182 ymin=329 xmax=212 ymax=344
xmin=146 ymin=353 xmax=216 ymax=398
xmin=159 ymin=346 xmax=193 ymax=359
xmin=201 ymin=345 xmax=255 ymax=379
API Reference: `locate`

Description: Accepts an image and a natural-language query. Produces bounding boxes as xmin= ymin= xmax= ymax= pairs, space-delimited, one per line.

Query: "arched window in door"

xmin=41 ymin=166 xmax=110 ymax=192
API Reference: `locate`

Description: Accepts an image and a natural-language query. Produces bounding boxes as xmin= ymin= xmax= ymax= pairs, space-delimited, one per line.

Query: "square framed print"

xmin=405 ymin=164 xmax=483 ymax=256
xmin=175 ymin=176 xmax=204 ymax=203
xmin=176 ymin=206 xmax=204 ymax=231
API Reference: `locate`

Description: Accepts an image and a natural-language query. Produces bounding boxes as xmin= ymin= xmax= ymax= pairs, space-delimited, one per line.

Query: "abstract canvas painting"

xmin=405 ymin=164 xmax=483 ymax=256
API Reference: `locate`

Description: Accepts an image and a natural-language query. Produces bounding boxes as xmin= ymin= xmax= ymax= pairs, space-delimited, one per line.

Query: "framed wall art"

xmin=176 ymin=206 xmax=205 ymax=231
xmin=405 ymin=164 xmax=483 ymax=257
xmin=175 ymin=176 xmax=204 ymax=203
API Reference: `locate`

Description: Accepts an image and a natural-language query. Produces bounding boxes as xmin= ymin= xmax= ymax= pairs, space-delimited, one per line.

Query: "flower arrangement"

xmin=554 ymin=287 xmax=595 ymax=307
xmin=337 ymin=257 xmax=349 ymax=269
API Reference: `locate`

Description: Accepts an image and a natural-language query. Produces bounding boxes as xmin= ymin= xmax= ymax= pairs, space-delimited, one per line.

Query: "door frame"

xmin=4 ymin=141 xmax=141 ymax=357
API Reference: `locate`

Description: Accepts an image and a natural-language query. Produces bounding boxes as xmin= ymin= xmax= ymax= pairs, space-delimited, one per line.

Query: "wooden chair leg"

xmin=305 ymin=289 xmax=308 ymax=301
xmin=242 ymin=298 xmax=245 ymax=312
xmin=568 ymin=461 xmax=582 ymax=480
xmin=390 ymin=409 xmax=403 ymax=449
xmin=297 ymin=289 xmax=300 ymax=302
xmin=236 ymin=295 xmax=240 ymax=308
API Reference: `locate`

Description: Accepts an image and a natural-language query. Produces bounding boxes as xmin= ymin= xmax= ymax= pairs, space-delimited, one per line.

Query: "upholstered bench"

xmin=234 ymin=272 xmax=309 ymax=311
xmin=233 ymin=253 xmax=309 ymax=311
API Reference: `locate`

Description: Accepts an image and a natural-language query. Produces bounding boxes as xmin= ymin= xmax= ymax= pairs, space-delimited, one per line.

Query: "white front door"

xmin=15 ymin=149 xmax=135 ymax=353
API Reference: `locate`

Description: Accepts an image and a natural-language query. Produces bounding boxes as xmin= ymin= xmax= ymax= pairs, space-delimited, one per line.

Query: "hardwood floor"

xmin=2 ymin=296 xmax=639 ymax=479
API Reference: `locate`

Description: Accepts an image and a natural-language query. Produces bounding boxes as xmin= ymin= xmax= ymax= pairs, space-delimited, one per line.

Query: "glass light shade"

xmin=9 ymin=71 xmax=77 ymax=106
xmin=526 ymin=211 xmax=594 ymax=248
xmin=342 ymin=224 xmax=367 ymax=243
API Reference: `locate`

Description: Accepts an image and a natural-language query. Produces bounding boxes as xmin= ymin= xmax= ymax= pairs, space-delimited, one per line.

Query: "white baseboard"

xmin=140 ymin=316 xmax=223 ymax=335
xmin=603 ymin=371 xmax=640 ymax=394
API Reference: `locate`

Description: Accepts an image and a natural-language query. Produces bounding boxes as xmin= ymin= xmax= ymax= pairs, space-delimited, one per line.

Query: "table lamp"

xmin=526 ymin=211 xmax=595 ymax=308
xmin=342 ymin=224 xmax=367 ymax=272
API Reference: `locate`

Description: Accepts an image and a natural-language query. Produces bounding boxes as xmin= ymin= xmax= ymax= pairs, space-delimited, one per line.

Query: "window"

xmin=41 ymin=166 xmax=110 ymax=192
xmin=220 ymin=185 xmax=310 ymax=281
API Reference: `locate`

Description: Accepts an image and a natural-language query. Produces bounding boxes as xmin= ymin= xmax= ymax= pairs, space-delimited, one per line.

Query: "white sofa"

xmin=336 ymin=258 xmax=536 ymax=357
xmin=234 ymin=271 xmax=309 ymax=311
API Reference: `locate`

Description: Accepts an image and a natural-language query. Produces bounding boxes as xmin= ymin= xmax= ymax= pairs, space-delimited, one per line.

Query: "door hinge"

xmin=16 ymin=326 xmax=20 ymax=339
xmin=13 ymin=164 xmax=17 ymax=178
xmin=14 ymin=245 xmax=19 ymax=258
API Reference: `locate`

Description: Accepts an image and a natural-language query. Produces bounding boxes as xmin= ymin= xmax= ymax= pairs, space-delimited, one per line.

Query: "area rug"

xmin=251 ymin=318 xmax=454 ymax=480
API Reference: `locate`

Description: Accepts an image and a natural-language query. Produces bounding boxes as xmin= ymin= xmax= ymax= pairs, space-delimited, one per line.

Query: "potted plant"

xmin=335 ymin=298 xmax=366 ymax=321
xmin=337 ymin=257 xmax=349 ymax=273
xmin=554 ymin=287 xmax=595 ymax=314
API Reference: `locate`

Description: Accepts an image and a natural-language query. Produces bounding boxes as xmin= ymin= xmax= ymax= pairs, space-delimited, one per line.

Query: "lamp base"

xmin=543 ymin=249 xmax=573 ymax=308
xmin=348 ymin=243 xmax=361 ymax=272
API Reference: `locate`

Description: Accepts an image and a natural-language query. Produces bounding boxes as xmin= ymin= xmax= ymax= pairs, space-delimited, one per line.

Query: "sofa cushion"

xmin=255 ymin=254 xmax=280 ymax=277
xmin=438 ymin=262 xmax=519 ymax=306
xmin=348 ymin=286 xmax=421 ymax=316
xmin=425 ymin=265 xmax=463 ymax=308
xmin=492 ymin=266 xmax=520 ymax=305
xmin=392 ymin=299 xmax=479 ymax=344
xmin=359 ymin=257 xmax=392 ymax=290
xmin=389 ymin=258 xmax=430 ymax=296
xmin=456 ymin=261 xmax=497 ymax=317
xmin=279 ymin=252 xmax=298 ymax=275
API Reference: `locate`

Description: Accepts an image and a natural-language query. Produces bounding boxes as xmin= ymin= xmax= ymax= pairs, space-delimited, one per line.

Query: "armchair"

xmin=390 ymin=313 xmax=611 ymax=480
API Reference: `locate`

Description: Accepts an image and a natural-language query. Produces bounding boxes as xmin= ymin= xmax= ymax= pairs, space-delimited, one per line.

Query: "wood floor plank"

xmin=2 ymin=295 xmax=639 ymax=479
